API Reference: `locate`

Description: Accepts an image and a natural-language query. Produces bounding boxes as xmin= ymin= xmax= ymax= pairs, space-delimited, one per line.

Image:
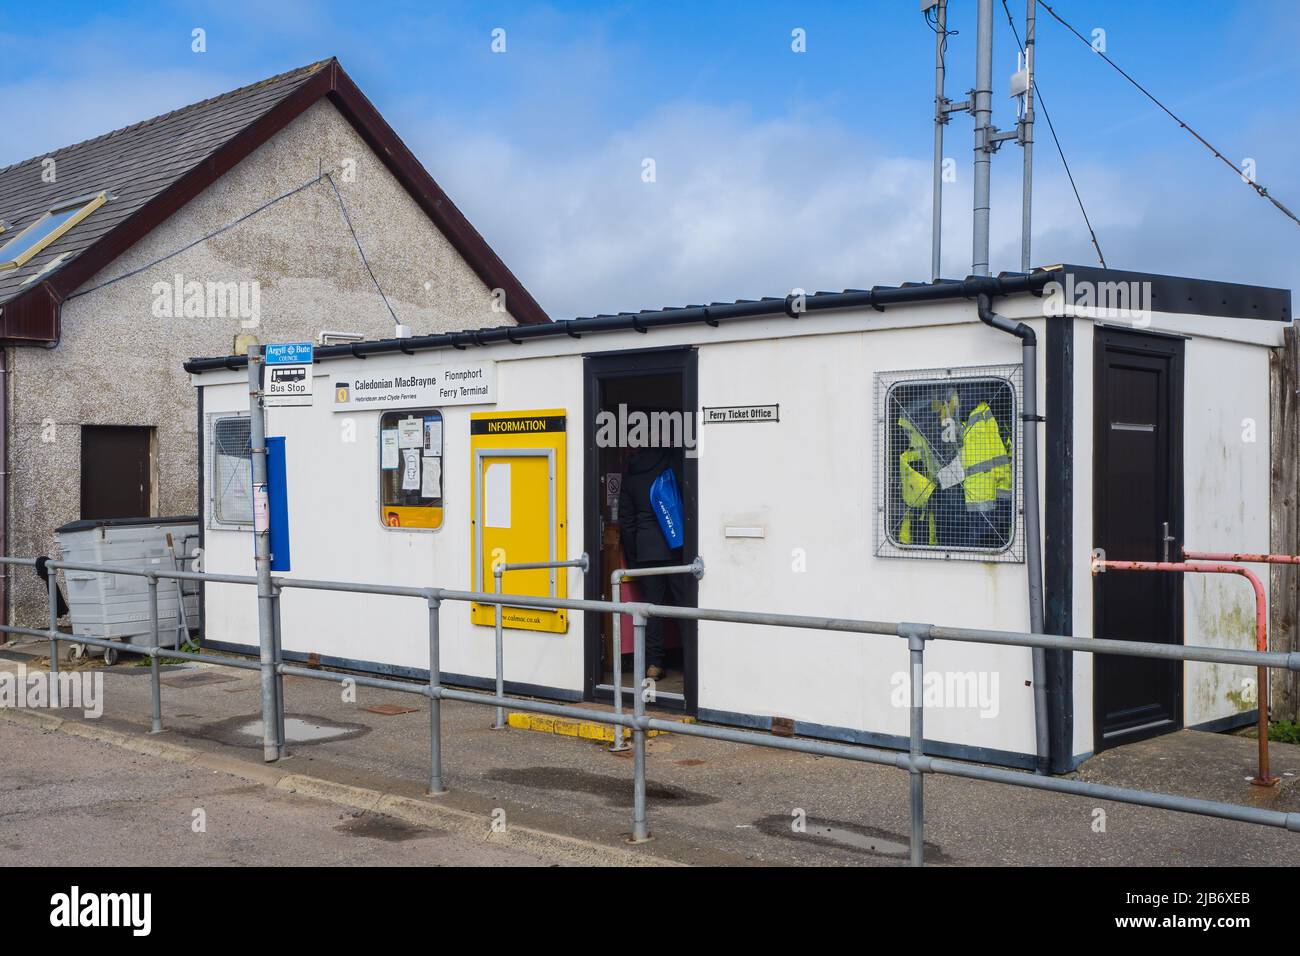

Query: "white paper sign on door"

xmin=484 ymin=462 xmax=511 ymax=529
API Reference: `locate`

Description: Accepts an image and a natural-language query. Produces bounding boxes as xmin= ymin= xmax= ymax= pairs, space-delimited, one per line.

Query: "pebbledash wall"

xmin=191 ymin=290 xmax=1281 ymax=769
xmin=7 ymin=99 xmax=519 ymax=624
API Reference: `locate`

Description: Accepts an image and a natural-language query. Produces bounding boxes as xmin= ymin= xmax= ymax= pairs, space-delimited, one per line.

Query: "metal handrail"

xmin=3 ymin=553 xmax=1298 ymax=865
xmin=1183 ymin=547 xmax=1300 ymax=566
xmin=491 ymin=553 xmax=590 ymax=729
xmin=608 ymin=557 xmax=705 ymax=751
xmin=1093 ymin=557 xmax=1275 ymax=785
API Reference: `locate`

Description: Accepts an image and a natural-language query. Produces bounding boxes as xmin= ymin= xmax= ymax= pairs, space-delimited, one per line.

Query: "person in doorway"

xmin=618 ymin=445 xmax=685 ymax=681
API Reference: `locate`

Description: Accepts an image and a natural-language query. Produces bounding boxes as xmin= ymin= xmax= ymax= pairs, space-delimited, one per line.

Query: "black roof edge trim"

xmin=186 ymin=272 xmax=1057 ymax=373
xmin=185 ymin=267 xmax=1284 ymax=374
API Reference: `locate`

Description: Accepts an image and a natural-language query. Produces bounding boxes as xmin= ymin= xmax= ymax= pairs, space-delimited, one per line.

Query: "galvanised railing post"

xmin=247 ymin=343 xmax=280 ymax=764
xmin=46 ymin=565 xmax=60 ymax=709
xmin=609 ymin=573 xmax=628 ymax=752
xmin=147 ymin=574 xmax=163 ymax=734
xmin=902 ymin=624 xmax=929 ymax=867
xmin=491 ymin=555 xmax=588 ymax=734
xmin=631 ymin=610 xmax=649 ymax=843
xmin=610 ymin=558 xmax=702 ymax=750
xmin=427 ymin=592 xmax=446 ymax=794
xmin=492 ymin=564 xmax=506 ymax=730
xmin=271 ymin=583 xmax=287 ymax=758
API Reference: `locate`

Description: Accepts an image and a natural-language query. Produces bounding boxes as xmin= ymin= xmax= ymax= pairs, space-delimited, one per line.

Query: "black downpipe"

xmin=977 ymin=292 xmax=1050 ymax=775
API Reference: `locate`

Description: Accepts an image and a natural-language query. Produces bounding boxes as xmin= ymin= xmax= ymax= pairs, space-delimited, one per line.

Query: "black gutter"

xmin=184 ymin=271 xmax=1058 ymax=374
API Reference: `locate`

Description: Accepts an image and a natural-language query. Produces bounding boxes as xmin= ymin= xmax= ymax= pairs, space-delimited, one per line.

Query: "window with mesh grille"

xmin=875 ymin=364 xmax=1023 ymax=562
xmin=211 ymin=415 xmax=253 ymax=526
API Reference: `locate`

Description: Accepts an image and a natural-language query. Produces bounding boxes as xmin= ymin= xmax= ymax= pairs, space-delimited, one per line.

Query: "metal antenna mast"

xmin=930 ymin=0 xmax=949 ymax=281
xmin=971 ymin=0 xmax=994 ymax=275
xmin=928 ymin=0 xmax=971 ymax=281
xmin=1019 ymin=0 xmax=1036 ymax=272
xmin=928 ymin=0 xmax=1037 ymax=277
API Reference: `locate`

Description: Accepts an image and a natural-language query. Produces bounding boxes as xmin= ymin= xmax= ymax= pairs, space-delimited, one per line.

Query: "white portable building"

xmin=186 ymin=266 xmax=1291 ymax=772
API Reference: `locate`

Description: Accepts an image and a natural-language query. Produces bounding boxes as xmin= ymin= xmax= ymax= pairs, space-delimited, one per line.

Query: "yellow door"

xmin=473 ymin=453 xmax=567 ymax=632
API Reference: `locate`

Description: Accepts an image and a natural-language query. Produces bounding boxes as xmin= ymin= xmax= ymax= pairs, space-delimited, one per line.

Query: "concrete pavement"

xmin=1 ymin=643 xmax=1298 ymax=866
xmin=0 ymin=718 xmax=560 ymax=867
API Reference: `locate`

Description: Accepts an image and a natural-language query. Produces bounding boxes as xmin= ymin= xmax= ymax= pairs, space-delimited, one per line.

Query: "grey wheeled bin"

xmin=54 ymin=516 xmax=200 ymax=664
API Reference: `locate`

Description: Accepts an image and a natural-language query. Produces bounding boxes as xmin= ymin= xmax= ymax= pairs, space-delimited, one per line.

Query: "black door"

xmin=81 ymin=425 xmax=153 ymax=520
xmin=583 ymin=347 xmax=698 ymax=713
xmin=1093 ymin=328 xmax=1184 ymax=748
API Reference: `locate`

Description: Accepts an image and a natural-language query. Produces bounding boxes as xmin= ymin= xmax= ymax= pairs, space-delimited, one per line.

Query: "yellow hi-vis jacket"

xmin=960 ymin=402 xmax=1013 ymax=512
xmin=897 ymin=415 xmax=939 ymax=545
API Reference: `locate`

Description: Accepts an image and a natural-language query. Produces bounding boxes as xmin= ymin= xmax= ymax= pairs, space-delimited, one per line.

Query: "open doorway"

xmin=583 ymin=348 xmax=698 ymax=712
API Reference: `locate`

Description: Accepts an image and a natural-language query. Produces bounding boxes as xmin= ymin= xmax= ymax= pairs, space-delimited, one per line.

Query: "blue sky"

xmin=2 ymin=1 xmax=1296 ymax=317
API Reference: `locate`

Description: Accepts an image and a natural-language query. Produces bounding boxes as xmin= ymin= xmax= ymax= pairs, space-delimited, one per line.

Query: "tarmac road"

xmin=0 ymin=720 xmax=558 ymax=867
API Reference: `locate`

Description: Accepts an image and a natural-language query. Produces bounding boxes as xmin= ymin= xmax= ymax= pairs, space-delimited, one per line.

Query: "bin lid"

xmin=56 ymin=515 xmax=199 ymax=534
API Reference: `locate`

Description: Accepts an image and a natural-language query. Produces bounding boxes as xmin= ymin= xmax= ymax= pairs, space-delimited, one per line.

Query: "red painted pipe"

xmin=1183 ymin=548 xmax=1300 ymax=566
xmin=1091 ymin=557 xmax=1276 ymax=786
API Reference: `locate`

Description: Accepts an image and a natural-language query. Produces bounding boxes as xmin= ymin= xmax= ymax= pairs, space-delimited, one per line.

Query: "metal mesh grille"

xmin=212 ymin=415 xmax=253 ymax=525
xmin=875 ymin=364 xmax=1023 ymax=562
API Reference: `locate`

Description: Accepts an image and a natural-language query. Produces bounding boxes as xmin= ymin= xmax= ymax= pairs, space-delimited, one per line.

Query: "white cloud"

xmin=419 ymin=103 xmax=951 ymax=317
xmin=417 ymin=98 xmax=1298 ymax=318
xmin=3 ymin=54 xmax=1293 ymax=321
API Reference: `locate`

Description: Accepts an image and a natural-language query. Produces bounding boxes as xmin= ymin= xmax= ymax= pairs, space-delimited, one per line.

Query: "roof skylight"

xmin=0 ymin=191 xmax=108 ymax=271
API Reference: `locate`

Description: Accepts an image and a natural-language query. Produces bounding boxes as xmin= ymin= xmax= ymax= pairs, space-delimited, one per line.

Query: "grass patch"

xmin=1269 ymin=720 xmax=1300 ymax=745
xmin=134 ymin=638 xmax=200 ymax=667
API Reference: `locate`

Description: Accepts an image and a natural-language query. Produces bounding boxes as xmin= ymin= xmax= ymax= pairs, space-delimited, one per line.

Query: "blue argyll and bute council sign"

xmin=263 ymin=342 xmax=314 ymax=365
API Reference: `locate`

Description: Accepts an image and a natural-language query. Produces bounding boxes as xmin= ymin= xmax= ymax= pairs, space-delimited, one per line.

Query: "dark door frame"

xmin=582 ymin=346 xmax=698 ymax=713
xmin=1092 ymin=325 xmax=1185 ymax=749
xmin=1044 ymin=316 xmax=1075 ymax=773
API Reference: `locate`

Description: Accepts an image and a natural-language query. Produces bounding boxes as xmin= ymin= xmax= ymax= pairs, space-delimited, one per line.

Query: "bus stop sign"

xmin=264 ymin=342 xmax=314 ymax=407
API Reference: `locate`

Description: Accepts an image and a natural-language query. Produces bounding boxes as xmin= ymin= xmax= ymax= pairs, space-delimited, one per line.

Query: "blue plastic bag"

xmin=649 ymin=468 xmax=685 ymax=549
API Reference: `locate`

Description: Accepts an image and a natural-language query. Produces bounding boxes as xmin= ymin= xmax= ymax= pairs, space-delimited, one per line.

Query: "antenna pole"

xmin=930 ymin=0 xmax=949 ymax=281
xmin=1020 ymin=0 xmax=1036 ymax=271
xmin=972 ymin=0 xmax=994 ymax=276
